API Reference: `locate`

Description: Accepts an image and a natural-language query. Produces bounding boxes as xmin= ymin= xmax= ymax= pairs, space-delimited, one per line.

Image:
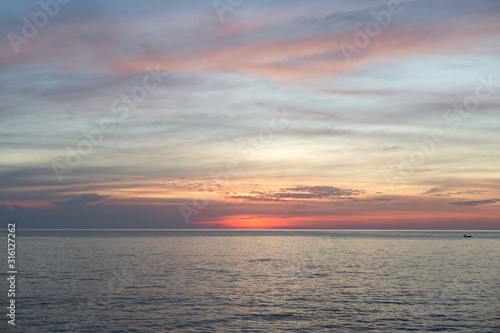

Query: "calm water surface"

xmin=2 ymin=230 xmax=499 ymax=332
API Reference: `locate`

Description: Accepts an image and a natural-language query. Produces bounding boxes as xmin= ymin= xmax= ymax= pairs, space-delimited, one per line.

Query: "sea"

xmin=1 ymin=230 xmax=499 ymax=332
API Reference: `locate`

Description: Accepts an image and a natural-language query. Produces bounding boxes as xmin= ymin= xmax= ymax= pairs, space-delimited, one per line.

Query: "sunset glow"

xmin=1 ymin=0 xmax=500 ymax=229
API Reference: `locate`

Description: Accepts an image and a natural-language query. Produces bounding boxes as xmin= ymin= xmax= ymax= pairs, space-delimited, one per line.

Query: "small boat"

xmin=464 ymin=234 xmax=472 ymax=238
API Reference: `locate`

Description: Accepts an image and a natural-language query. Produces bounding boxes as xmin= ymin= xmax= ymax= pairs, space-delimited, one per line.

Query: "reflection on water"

xmin=6 ymin=230 xmax=500 ymax=332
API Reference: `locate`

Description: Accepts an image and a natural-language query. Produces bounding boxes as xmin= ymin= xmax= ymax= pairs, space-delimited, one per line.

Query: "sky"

xmin=1 ymin=0 xmax=499 ymax=229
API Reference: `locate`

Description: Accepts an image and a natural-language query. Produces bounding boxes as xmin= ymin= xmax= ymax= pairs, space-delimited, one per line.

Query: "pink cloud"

xmin=111 ymin=14 xmax=500 ymax=82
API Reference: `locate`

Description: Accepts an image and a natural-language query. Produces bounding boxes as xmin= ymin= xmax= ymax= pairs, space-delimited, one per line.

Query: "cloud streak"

xmin=229 ymin=185 xmax=365 ymax=202
xmin=53 ymin=193 xmax=109 ymax=209
xmin=449 ymin=199 xmax=500 ymax=207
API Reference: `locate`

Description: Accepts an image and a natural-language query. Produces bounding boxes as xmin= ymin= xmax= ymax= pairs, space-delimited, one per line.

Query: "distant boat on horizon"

xmin=464 ymin=234 xmax=472 ymax=237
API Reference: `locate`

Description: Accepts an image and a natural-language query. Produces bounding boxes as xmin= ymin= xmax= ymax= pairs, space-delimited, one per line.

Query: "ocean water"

xmin=2 ymin=230 xmax=500 ymax=332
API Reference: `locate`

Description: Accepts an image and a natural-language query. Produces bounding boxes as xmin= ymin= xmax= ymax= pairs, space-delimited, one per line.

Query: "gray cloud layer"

xmin=449 ymin=199 xmax=500 ymax=207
